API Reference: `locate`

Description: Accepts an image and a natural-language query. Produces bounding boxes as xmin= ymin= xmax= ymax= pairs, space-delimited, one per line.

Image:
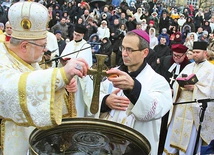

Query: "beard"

xmin=36 ymin=55 xmax=43 ymax=62
xmin=29 ymin=48 xmax=44 ymax=63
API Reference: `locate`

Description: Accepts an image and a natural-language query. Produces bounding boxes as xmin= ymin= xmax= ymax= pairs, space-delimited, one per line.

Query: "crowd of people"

xmin=1 ymin=0 xmax=214 ymax=66
xmin=0 ymin=0 xmax=214 ymax=155
xmin=40 ymin=0 xmax=214 ymax=67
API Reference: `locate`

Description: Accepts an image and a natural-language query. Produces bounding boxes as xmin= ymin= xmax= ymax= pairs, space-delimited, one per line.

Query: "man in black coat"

xmin=154 ymin=36 xmax=171 ymax=64
xmin=126 ymin=15 xmax=137 ymax=31
xmin=54 ymin=30 xmax=66 ymax=56
xmin=98 ymin=37 xmax=112 ymax=67
xmin=159 ymin=11 xmax=169 ymax=34
xmin=110 ymin=18 xmax=125 ymax=66
xmin=84 ymin=18 xmax=97 ymax=41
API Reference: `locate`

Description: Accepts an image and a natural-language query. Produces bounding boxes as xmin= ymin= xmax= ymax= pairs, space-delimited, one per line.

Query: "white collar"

xmin=168 ymin=63 xmax=181 ymax=75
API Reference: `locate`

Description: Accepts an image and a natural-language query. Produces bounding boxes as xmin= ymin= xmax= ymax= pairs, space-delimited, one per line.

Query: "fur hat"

xmin=8 ymin=2 xmax=49 ymax=39
xmin=142 ymin=19 xmax=146 ymax=23
xmin=180 ymin=13 xmax=185 ymax=17
xmin=101 ymin=20 xmax=107 ymax=24
xmin=152 ymin=12 xmax=158 ymax=16
xmin=102 ymin=13 xmax=107 ymax=18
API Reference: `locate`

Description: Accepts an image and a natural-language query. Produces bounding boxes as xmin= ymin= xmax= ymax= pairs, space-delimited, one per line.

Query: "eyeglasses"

xmin=173 ymin=53 xmax=185 ymax=59
xmin=119 ymin=46 xmax=142 ymax=54
xmin=28 ymin=42 xmax=47 ymax=50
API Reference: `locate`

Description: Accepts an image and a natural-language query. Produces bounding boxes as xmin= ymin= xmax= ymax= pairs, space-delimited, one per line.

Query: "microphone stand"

xmin=39 ymin=46 xmax=91 ymax=65
xmin=174 ymin=98 xmax=214 ymax=154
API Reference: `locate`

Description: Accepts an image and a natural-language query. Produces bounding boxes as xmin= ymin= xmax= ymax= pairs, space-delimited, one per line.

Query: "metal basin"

xmin=29 ymin=118 xmax=151 ymax=155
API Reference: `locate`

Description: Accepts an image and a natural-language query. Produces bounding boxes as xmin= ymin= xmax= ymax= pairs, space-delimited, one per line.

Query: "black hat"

xmin=74 ymin=24 xmax=87 ymax=34
xmin=193 ymin=41 xmax=208 ymax=50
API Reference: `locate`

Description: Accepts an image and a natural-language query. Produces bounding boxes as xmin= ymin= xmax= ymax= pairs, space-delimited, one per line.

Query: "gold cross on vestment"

xmin=87 ymin=54 xmax=109 ymax=114
xmin=37 ymin=86 xmax=50 ymax=100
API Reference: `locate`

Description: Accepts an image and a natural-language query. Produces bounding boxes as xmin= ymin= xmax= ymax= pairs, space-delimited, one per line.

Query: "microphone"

xmin=40 ymin=46 xmax=91 ymax=65
xmin=44 ymin=48 xmax=58 ymax=56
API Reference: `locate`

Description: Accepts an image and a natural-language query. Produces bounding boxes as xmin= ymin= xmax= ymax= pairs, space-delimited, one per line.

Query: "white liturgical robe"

xmin=61 ymin=39 xmax=93 ymax=117
xmin=164 ymin=60 xmax=214 ymax=154
xmin=0 ymin=43 xmax=70 ymax=155
xmin=97 ymin=64 xmax=173 ymax=155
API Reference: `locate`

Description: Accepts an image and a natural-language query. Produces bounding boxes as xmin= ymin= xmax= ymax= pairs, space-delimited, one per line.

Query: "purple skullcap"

xmin=132 ymin=29 xmax=150 ymax=43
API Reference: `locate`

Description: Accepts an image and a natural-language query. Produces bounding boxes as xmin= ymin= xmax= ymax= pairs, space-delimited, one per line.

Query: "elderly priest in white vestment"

xmin=0 ymin=2 xmax=89 ymax=154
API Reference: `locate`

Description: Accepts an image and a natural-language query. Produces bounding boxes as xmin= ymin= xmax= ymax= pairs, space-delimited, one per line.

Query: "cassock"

xmin=164 ymin=60 xmax=214 ymax=154
xmin=156 ymin=44 xmax=190 ymax=88
xmin=61 ymin=39 xmax=93 ymax=117
xmin=157 ymin=55 xmax=190 ymax=88
xmin=96 ymin=62 xmax=173 ymax=155
xmin=0 ymin=43 xmax=70 ymax=155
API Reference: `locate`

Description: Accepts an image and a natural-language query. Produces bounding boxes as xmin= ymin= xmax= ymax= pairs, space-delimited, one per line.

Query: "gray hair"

xmin=126 ymin=31 xmax=149 ymax=50
xmin=10 ymin=37 xmax=35 ymax=46
xmin=10 ymin=37 xmax=24 ymax=46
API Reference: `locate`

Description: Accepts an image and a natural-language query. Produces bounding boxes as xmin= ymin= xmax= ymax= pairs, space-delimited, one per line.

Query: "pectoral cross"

xmin=87 ymin=54 xmax=109 ymax=114
xmin=169 ymin=72 xmax=175 ymax=86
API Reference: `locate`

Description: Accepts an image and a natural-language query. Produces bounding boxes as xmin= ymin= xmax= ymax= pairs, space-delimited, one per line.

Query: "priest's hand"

xmin=107 ymin=68 xmax=134 ymax=91
xmin=65 ymin=78 xmax=77 ymax=93
xmin=183 ymin=84 xmax=194 ymax=91
xmin=60 ymin=57 xmax=71 ymax=66
xmin=106 ymin=89 xmax=130 ymax=111
xmin=43 ymin=53 xmax=51 ymax=61
xmin=64 ymin=58 xmax=89 ymax=81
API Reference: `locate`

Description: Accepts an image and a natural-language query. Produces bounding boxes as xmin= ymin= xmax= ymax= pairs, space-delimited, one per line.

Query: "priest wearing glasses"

xmin=96 ymin=29 xmax=172 ymax=155
xmin=155 ymin=43 xmax=190 ymax=154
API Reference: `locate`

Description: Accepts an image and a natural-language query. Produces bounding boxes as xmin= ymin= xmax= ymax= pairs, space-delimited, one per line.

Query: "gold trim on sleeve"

xmin=60 ymin=68 xmax=69 ymax=85
xmin=50 ymin=68 xmax=58 ymax=126
xmin=19 ymin=72 xmax=35 ymax=126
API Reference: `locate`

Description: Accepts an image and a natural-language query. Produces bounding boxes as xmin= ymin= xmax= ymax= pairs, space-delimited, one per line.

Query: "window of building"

xmin=187 ymin=0 xmax=198 ymax=7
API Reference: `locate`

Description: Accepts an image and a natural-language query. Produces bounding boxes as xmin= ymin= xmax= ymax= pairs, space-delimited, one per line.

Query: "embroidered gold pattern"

xmin=60 ymin=68 xmax=69 ymax=85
